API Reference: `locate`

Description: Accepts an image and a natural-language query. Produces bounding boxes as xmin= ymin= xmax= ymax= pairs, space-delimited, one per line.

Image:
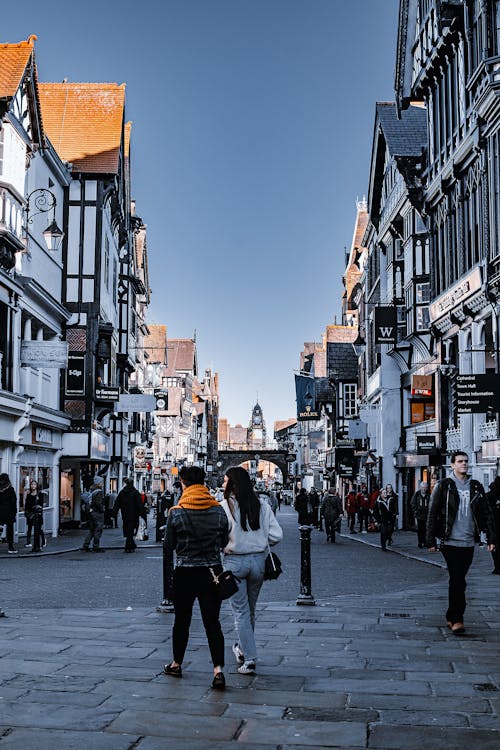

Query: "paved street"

xmin=1 ymin=507 xmax=500 ymax=748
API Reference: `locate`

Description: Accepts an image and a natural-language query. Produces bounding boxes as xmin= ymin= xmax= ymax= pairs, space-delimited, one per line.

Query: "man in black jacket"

xmin=426 ymin=451 xmax=496 ymax=635
xmin=410 ymin=481 xmax=430 ymax=548
xmin=113 ymin=478 xmax=145 ymax=553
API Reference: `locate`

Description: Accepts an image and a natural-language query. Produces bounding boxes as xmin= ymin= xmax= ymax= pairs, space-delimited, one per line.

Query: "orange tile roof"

xmin=0 ymin=36 xmax=36 ymax=100
xmin=38 ymin=82 xmax=125 ymax=174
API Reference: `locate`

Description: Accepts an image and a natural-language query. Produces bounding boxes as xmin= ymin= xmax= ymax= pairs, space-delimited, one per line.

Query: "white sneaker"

xmin=24 ymin=543 xmax=32 ymax=548
xmin=232 ymin=642 xmax=244 ymax=664
xmin=361 ymin=530 xmax=368 ymax=534
xmin=237 ymin=660 xmax=256 ymax=675
xmin=42 ymin=541 xmax=47 ymax=548
xmin=7 ymin=549 xmax=18 ymax=554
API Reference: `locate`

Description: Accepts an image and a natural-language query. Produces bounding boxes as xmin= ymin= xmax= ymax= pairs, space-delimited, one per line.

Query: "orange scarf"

xmin=174 ymin=484 xmax=220 ymax=510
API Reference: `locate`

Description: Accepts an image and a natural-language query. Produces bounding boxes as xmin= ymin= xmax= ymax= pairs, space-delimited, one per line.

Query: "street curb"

xmin=0 ymin=543 xmax=164 ymax=559
xmin=339 ymin=532 xmax=446 ymax=569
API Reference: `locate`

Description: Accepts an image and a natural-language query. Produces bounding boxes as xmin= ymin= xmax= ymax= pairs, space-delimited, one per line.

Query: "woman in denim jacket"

xmin=221 ymin=466 xmax=282 ymax=675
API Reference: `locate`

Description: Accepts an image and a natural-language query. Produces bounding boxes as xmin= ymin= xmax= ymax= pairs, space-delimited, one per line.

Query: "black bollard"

xmin=296 ymin=524 xmax=315 ymax=606
xmin=157 ymin=538 xmax=174 ymax=613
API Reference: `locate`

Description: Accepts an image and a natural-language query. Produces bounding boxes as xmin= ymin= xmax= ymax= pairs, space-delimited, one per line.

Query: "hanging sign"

xmin=374 ymin=307 xmax=398 ymax=344
xmin=456 ymin=374 xmax=500 ymax=414
xmin=411 ymin=374 xmax=433 ymax=397
xmin=295 ymin=375 xmax=320 ymax=420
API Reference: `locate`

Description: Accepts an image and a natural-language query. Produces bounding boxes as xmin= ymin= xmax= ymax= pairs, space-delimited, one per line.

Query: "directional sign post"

xmin=456 ymin=374 xmax=500 ymax=414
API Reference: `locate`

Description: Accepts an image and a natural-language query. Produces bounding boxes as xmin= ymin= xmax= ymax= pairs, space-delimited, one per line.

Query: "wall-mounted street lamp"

xmin=25 ymin=188 xmax=64 ymax=252
xmin=352 ymin=329 xmax=366 ymax=358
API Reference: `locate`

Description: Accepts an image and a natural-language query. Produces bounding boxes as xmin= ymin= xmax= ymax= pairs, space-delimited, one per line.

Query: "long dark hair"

xmin=224 ymin=466 xmax=261 ymax=531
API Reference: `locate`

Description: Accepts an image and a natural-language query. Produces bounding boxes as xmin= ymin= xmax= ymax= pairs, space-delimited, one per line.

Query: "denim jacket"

xmin=164 ymin=506 xmax=229 ymax=567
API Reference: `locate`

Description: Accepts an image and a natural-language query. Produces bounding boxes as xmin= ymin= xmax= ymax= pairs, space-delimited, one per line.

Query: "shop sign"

xmin=295 ymin=374 xmax=320 ymax=421
xmin=457 ymin=374 xmax=500 ymax=414
xmin=411 ymin=374 xmax=433 ymax=397
xmin=66 ymin=355 xmax=85 ymax=395
xmin=374 ymin=306 xmax=398 ymax=344
xmin=134 ymin=446 xmax=146 ymax=469
xmin=32 ymin=426 xmax=53 ymax=445
xmin=335 ymin=447 xmax=355 ymax=477
xmin=416 ymin=435 xmax=436 ymax=454
xmin=429 ymin=266 xmax=482 ymax=323
xmin=21 ymin=340 xmax=69 ymax=368
xmin=95 ymin=386 xmax=120 ymax=401
xmin=90 ymin=429 xmax=111 ymax=460
xmin=154 ymin=389 xmax=169 ymax=411
xmin=116 ymin=393 xmax=156 ymax=412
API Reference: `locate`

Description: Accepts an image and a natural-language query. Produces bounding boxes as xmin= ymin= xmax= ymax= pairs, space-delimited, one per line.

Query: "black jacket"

xmin=0 ymin=485 xmax=17 ymax=524
xmin=373 ymin=496 xmax=397 ymax=525
xmin=321 ymin=492 xmax=342 ymax=520
xmin=426 ymin=476 xmax=496 ymax=548
xmin=410 ymin=491 xmax=430 ymax=522
xmin=114 ymin=485 xmax=145 ymax=535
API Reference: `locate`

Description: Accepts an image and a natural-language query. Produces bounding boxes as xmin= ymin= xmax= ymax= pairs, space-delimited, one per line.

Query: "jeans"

xmin=172 ymin=565 xmax=224 ymax=667
xmin=442 ymin=545 xmax=474 ymax=624
xmin=26 ymin=519 xmax=46 ymax=549
xmin=416 ymin=518 xmax=427 ymax=547
xmin=379 ymin=521 xmax=394 ymax=550
xmin=224 ymin=551 xmax=266 ymax=662
xmin=325 ymin=517 xmax=340 ymax=542
xmin=347 ymin=512 xmax=356 ymax=532
xmin=83 ymin=513 xmax=104 ymax=549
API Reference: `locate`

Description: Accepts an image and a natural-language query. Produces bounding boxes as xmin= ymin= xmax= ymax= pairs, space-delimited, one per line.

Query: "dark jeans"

xmin=379 ymin=522 xmax=394 ymax=550
xmin=347 ymin=512 xmax=356 ymax=531
xmin=26 ymin=519 xmax=46 ymax=549
xmin=358 ymin=508 xmax=369 ymax=531
xmin=492 ymin=548 xmax=500 ymax=572
xmin=442 ymin=545 xmax=474 ymax=624
xmin=83 ymin=513 xmax=104 ymax=549
xmin=325 ymin=517 xmax=340 ymax=542
xmin=172 ymin=566 xmax=224 ymax=667
xmin=416 ymin=518 xmax=426 ymax=547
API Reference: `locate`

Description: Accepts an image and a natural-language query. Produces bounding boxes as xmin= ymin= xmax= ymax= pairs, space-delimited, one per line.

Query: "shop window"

xmin=18 ymin=467 xmax=52 ymax=511
xmin=60 ymin=470 xmax=75 ymax=521
xmin=410 ymin=400 xmax=436 ymax=424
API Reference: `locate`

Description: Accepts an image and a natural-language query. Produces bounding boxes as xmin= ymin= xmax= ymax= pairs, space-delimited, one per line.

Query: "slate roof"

xmin=38 ymin=82 xmax=125 ymax=174
xmin=376 ymin=102 xmax=427 ymax=157
xmin=327 ymin=342 xmax=358 ymax=380
xmin=0 ymin=36 xmax=35 ymax=100
xmin=274 ymin=419 xmax=297 ymax=434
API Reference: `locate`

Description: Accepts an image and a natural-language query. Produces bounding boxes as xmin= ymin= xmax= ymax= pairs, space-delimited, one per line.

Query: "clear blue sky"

xmin=6 ymin=0 xmax=399 ymax=431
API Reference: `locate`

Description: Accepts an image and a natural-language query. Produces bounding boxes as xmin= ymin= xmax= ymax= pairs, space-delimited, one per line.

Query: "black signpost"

xmin=456 ymin=374 xmax=500 ymax=414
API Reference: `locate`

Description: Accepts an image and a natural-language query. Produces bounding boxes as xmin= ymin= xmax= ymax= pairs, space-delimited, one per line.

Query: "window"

xmin=416 ymin=282 xmax=430 ymax=303
xmin=410 ymin=400 xmax=435 ymax=424
xmin=343 ymin=383 xmax=357 ymax=418
xmin=416 ymin=306 xmax=430 ymax=330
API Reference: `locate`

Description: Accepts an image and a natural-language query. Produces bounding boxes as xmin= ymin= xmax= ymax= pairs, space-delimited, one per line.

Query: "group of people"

xmin=162 ymin=464 xmax=282 ymax=690
xmin=345 ymin=483 xmax=398 ymax=538
xmin=0 ymin=473 xmax=47 ymax=554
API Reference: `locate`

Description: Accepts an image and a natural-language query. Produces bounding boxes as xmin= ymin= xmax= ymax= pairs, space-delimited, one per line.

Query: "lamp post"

xmin=25 ymin=188 xmax=64 ymax=251
xmin=365 ymin=453 xmax=376 ymax=495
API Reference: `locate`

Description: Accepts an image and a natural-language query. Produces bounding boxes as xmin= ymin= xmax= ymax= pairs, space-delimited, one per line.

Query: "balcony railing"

xmin=479 ymin=421 xmax=498 ymax=442
xmin=446 ymin=422 xmax=463 ymax=452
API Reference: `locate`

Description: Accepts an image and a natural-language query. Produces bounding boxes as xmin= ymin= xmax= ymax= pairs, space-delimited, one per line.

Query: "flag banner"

xmin=295 ymin=374 xmax=320 ymax=421
xmin=374 ymin=306 xmax=398 ymax=344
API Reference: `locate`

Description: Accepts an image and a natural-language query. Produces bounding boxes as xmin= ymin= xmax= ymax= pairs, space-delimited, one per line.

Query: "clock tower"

xmin=248 ymin=402 xmax=266 ymax=449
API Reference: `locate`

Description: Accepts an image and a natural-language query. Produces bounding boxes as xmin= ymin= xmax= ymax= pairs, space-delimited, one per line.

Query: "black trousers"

xmin=347 ymin=512 xmax=356 ymax=531
xmin=172 ymin=566 xmax=224 ymax=667
xmin=379 ymin=521 xmax=394 ymax=550
xmin=416 ymin=519 xmax=427 ymax=547
xmin=442 ymin=545 xmax=474 ymax=624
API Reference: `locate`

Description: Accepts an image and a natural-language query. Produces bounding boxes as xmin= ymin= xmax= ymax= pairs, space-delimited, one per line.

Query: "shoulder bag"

xmin=264 ymin=541 xmax=282 ymax=581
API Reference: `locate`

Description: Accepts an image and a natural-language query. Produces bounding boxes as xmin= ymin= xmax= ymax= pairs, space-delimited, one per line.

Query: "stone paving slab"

xmin=0 ymin=728 xmax=138 ymax=750
xmin=367 ymin=725 xmax=500 ymax=749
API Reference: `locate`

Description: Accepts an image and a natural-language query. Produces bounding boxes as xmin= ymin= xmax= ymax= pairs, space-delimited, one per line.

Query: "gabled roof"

xmin=368 ymin=102 xmax=427 ymax=223
xmin=38 ymin=82 xmax=125 ymax=174
xmin=376 ymin=102 xmax=427 ymax=158
xmin=274 ymin=418 xmax=297 ymax=434
xmin=327 ymin=342 xmax=358 ymax=381
xmin=0 ymin=36 xmax=35 ymax=100
xmin=166 ymin=339 xmax=197 ymax=376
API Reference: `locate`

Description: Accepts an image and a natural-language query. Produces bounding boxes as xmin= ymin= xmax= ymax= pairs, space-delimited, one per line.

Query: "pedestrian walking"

xmin=373 ymin=488 xmax=397 ymax=551
xmin=345 ymin=487 xmax=358 ymax=533
xmin=163 ymin=466 xmax=229 ymax=690
xmin=0 ymin=473 xmax=18 ymax=554
xmin=357 ymin=484 xmax=370 ymax=533
xmin=321 ymin=486 xmax=343 ymax=543
xmin=410 ymin=481 xmax=430 ymax=548
xmin=385 ymin=484 xmax=398 ymax=535
xmin=276 ymin=490 xmax=282 ymax=511
xmin=426 ymin=451 xmax=496 ymax=635
xmin=81 ymin=476 xmax=105 ymax=552
xmin=294 ymin=487 xmax=313 ymax=525
xmin=24 ymin=480 xmax=46 ymax=551
xmin=221 ymin=466 xmax=282 ymax=675
xmin=308 ymin=488 xmax=320 ymax=529
xmin=113 ymin=477 xmax=145 ymax=552
xmin=486 ymin=476 xmax=500 ymax=574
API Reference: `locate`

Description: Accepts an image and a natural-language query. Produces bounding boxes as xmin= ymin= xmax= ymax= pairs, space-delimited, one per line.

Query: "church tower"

xmin=247 ymin=402 xmax=266 ymax=449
